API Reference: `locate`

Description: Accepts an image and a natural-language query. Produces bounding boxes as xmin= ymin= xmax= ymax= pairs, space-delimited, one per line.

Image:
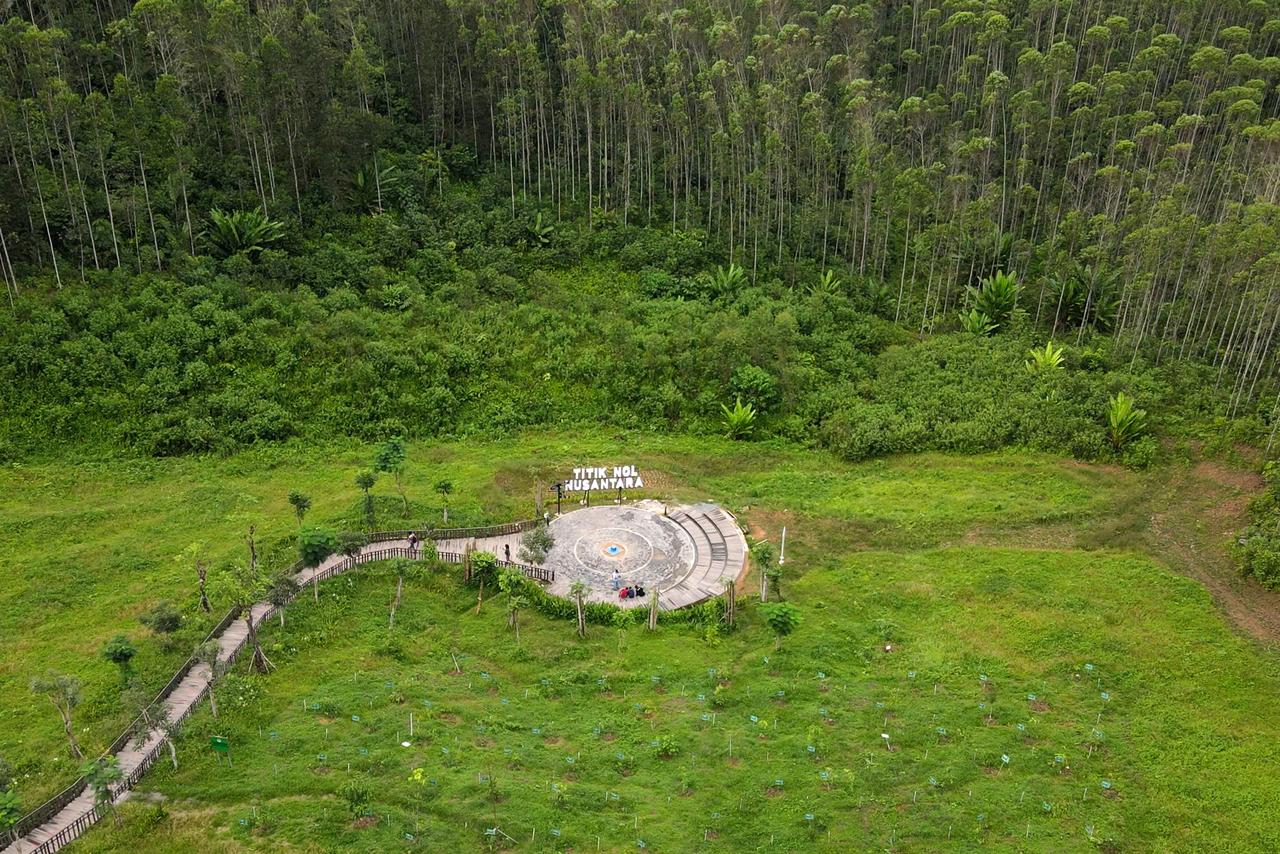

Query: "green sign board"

xmin=210 ymin=736 xmax=230 ymax=753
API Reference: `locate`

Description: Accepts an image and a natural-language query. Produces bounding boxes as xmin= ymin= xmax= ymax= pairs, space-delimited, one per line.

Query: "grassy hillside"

xmin=4 ymin=432 xmax=1278 ymax=853
xmin=67 ymin=544 xmax=1280 ymax=852
xmin=1 ymin=435 xmax=1130 ymax=807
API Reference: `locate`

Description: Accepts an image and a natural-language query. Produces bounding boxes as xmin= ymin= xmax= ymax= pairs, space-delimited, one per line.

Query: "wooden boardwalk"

xmin=2 ymin=532 xmax=513 ymax=854
xmin=3 ymin=509 xmax=744 ymax=853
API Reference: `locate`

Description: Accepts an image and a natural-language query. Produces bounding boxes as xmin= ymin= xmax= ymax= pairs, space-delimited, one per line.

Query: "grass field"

xmin=66 ymin=546 xmax=1280 ymax=852
xmin=3 ymin=433 xmax=1277 ymax=851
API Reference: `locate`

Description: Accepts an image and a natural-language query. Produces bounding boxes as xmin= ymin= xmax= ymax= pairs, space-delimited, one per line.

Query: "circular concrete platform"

xmin=545 ymin=505 xmax=695 ymax=604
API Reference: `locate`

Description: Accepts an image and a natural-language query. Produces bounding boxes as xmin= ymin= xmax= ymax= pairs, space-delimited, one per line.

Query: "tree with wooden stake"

xmin=82 ymin=756 xmax=123 ymax=826
xmin=194 ymin=640 xmax=224 ymax=718
xmin=287 ymin=490 xmax=311 ymax=527
xmin=101 ymin=635 xmax=137 ymax=686
xmin=388 ymin=557 xmax=414 ymax=628
xmin=122 ymin=678 xmax=156 ymax=730
xmin=178 ymin=542 xmax=212 ymax=613
xmin=519 ymin=522 xmax=555 ymax=568
xmin=156 ymin=715 xmax=181 ymax=771
xmin=0 ymin=783 xmax=20 ymax=848
xmin=648 ymin=588 xmax=660 ymax=631
xmin=722 ymin=579 xmax=737 ymax=628
xmin=765 ymin=562 xmax=785 ymax=602
xmin=31 ymin=672 xmax=84 ymax=759
xmin=267 ymin=575 xmax=300 ymax=627
xmin=355 ymin=470 xmax=377 ymax=529
xmin=570 ymin=581 xmax=588 ymax=638
xmin=333 ymin=530 xmax=368 ymax=601
xmin=750 ymin=540 xmax=775 ymax=602
xmin=220 ymin=525 xmax=274 ymax=674
xmin=471 ymin=552 xmax=498 ymax=614
xmin=761 ymin=602 xmax=801 ymax=651
xmin=375 ymin=436 xmax=409 ymax=517
xmin=435 ymin=479 xmax=453 ymax=524
xmin=497 ymin=568 xmax=527 ymax=642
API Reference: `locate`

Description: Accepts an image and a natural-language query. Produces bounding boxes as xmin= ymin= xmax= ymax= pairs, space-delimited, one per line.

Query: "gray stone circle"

xmin=545 ymin=505 xmax=696 ymax=602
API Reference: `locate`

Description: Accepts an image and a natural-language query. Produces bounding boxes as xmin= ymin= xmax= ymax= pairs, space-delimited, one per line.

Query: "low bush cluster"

xmin=0 ymin=185 xmax=1260 ymax=466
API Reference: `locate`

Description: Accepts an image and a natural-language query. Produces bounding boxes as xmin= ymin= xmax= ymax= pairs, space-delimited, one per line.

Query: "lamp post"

xmin=554 ymin=481 xmax=563 ymax=516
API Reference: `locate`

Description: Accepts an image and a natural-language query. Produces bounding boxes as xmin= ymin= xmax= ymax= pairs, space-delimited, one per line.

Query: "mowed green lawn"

xmin=66 ymin=545 xmax=1280 ymax=852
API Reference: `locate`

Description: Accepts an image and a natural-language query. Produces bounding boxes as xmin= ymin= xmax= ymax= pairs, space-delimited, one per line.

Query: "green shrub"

xmin=298 ymin=527 xmax=339 ymax=567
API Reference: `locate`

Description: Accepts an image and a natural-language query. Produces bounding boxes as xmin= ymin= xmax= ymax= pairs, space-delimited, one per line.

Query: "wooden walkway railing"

xmin=5 ymin=530 xmax=551 ymax=854
xmin=369 ymin=518 xmax=540 ymax=544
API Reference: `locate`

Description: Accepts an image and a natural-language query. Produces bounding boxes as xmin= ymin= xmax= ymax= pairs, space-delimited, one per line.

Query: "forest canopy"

xmin=1 ymin=0 xmax=1279 ymax=462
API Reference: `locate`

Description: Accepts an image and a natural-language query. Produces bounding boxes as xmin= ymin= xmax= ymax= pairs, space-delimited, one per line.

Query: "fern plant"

xmin=958 ymin=308 xmax=996 ymax=335
xmin=205 ymin=208 xmax=285 ymax=258
xmin=1106 ymin=392 xmax=1148 ymax=450
xmin=1025 ymin=341 xmax=1065 ymax=372
xmin=720 ymin=396 xmax=757 ymax=440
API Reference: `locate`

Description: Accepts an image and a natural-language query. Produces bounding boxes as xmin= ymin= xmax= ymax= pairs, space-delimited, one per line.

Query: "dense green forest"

xmin=2 ymin=0 xmax=1279 ymax=465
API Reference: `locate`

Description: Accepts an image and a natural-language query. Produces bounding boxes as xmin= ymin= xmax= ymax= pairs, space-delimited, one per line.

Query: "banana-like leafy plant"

xmin=863 ymin=279 xmax=894 ymax=317
xmin=529 ymin=211 xmax=554 ymax=246
xmin=1106 ymin=392 xmax=1148 ymax=450
xmin=958 ymin=308 xmax=996 ymax=335
xmin=1025 ymin=341 xmax=1065 ymax=372
xmin=204 ymin=208 xmax=285 ymax=258
xmin=720 ymin=395 xmax=757 ymax=440
xmin=706 ymin=263 xmax=747 ymax=298
xmin=966 ymin=270 xmax=1020 ymax=330
xmin=349 ymin=163 xmax=405 ymax=212
xmin=809 ymin=269 xmax=842 ymax=295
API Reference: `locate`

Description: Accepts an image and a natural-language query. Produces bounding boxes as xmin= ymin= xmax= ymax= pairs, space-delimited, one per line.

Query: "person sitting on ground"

xmin=635 ymin=585 xmax=646 ymax=598
xmin=618 ymin=586 xmax=631 ymax=600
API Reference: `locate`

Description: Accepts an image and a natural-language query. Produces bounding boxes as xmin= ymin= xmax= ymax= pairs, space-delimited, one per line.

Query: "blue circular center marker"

xmin=606 ymin=545 xmax=621 ymax=555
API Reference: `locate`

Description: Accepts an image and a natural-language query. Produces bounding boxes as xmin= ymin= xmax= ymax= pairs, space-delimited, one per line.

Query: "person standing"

xmin=611 ymin=568 xmax=622 ymax=590
xmin=504 ymin=543 xmax=512 ymax=562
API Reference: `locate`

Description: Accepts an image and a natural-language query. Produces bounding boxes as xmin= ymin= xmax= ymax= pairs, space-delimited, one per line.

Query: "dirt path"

xmin=1145 ymin=460 xmax=1280 ymax=647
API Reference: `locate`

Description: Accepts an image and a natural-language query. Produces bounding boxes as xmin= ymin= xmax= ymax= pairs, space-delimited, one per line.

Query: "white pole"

xmin=779 ymin=526 xmax=787 ymax=565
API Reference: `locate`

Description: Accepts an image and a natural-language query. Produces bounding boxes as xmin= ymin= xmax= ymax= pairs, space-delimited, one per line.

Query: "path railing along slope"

xmin=3 ymin=520 xmax=541 ymax=854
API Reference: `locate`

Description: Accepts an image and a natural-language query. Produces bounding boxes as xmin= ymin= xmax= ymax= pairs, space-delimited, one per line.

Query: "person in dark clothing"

xmin=504 ymin=543 xmax=512 ymax=562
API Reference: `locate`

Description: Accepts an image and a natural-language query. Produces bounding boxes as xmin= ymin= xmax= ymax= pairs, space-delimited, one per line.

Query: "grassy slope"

xmin=3 ymin=434 xmax=1276 ymax=850
xmin=68 ymin=547 xmax=1280 ymax=852
xmin=0 ymin=435 xmax=1112 ymax=803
